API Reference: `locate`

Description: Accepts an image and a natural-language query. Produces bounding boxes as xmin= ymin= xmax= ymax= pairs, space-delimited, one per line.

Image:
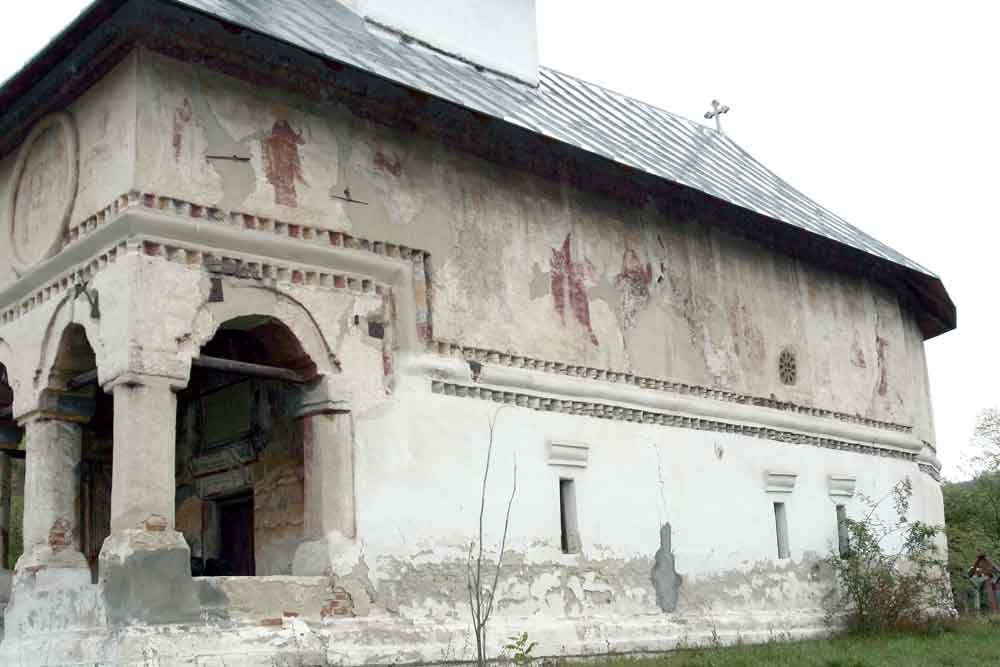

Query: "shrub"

xmin=825 ymin=477 xmax=951 ymax=634
xmin=502 ymin=632 xmax=537 ymax=666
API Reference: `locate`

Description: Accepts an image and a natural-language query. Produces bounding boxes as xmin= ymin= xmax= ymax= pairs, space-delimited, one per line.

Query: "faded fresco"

xmin=131 ymin=51 xmax=935 ymax=443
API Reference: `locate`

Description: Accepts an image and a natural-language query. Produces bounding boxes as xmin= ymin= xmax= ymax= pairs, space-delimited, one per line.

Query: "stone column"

xmin=291 ymin=379 xmax=354 ymax=575
xmin=16 ymin=415 xmax=88 ymax=572
xmin=108 ymin=376 xmax=178 ymax=532
xmin=98 ymin=374 xmax=202 ymax=628
xmin=302 ymin=411 xmax=356 ymax=540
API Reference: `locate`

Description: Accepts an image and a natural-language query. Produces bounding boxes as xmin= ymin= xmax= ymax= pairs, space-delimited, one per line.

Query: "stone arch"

xmin=0 ymin=340 xmax=14 ymax=420
xmin=32 ymin=292 xmax=106 ymax=403
xmin=177 ymin=293 xmax=347 ymax=577
xmin=0 ymin=338 xmax=15 ymax=417
xmin=182 ymin=284 xmax=338 ymax=381
xmin=46 ymin=324 xmax=97 ymax=390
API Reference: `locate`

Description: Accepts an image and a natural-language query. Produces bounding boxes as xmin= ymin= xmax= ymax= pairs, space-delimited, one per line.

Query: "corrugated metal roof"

xmin=171 ymin=0 xmax=934 ymax=278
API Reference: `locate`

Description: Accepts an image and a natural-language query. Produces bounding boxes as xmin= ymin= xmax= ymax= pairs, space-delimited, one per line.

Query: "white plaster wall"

xmin=0 ymin=41 xmax=951 ymax=667
xmin=350 ymin=376 xmax=940 ymax=625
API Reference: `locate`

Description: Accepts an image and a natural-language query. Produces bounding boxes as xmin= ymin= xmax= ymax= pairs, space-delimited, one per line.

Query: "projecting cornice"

xmin=401 ymin=355 xmax=924 ymax=462
xmin=0 ymin=192 xmax=932 ymax=470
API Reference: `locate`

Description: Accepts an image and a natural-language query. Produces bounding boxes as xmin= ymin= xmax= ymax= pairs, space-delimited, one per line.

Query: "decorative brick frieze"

xmin=1 ymin=241 xmax=128 ymax=325
xmin=430 ymin=380 xmax=919 ymax=463
xmin=429 ymin=341 xmax=913 ymax=436
xmin=64 ymin=191 xmax=433 ymax=270
xmin=141 ymin=239 xmax=390 ymax=296
xmin=3 ymin=192 xmax=430 ymax=326
xmin=5 ymin=192 xmax=922 ymax=455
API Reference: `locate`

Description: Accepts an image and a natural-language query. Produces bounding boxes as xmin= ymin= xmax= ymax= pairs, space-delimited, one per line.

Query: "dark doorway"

xmin=178 ymin=315 xmax=314 ymax=577
xmin=219 ymin=493 xmax=255 ymax=576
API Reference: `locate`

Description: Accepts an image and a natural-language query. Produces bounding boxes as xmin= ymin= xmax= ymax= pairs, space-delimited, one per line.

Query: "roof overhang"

xmin=0 ymin=0 xmax=956 ymax=338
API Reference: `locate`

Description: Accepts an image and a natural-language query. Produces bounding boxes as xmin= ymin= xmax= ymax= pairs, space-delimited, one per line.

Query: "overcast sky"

xmin=1 ymin=2 xmax=992 ymax=479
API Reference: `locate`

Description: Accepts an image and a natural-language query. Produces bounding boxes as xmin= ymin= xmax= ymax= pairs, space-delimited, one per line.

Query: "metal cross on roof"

xmin=704 ymin=99 xmax=730 ymax=133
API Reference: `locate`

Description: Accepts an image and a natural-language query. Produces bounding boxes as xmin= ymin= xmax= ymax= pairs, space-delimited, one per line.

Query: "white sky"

xmin=1 ymin=1 xmax=992 ymax=480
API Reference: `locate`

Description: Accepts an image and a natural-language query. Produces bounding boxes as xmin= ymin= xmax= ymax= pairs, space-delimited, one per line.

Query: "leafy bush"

xmin=503 ymin=632 xmax=537 ymax=666
xmin=825 ymin=477 xmax=951 ymax=634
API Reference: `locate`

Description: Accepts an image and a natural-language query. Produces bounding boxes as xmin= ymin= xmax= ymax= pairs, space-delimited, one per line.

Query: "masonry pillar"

xmin=108 ymin=376 xmax=177 ymax=532
xmin=303 ymin=412 xmax=356 ymax=539
xmin=98 ymin=374 xmax=202 ymax=627
xmin=16 ymin=415 xmax=88 ymax=573
xmin=291 ymin=379 xmax=355 ymax=575
xmin=3 ymin=410 xmax=97 ymax=642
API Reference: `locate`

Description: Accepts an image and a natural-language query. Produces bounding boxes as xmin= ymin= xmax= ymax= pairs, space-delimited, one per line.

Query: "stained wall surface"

xmin=0 ymin=45 xmax=947 ymax=665
xmin=132 ymin=50 xmax=936 ymax=445
xmin=0 ymin=53 xmax=138 ymax=291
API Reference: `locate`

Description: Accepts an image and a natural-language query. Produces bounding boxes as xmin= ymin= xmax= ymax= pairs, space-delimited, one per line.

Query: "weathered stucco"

xmin=130 ymin=50 xmax=936 ymax=445
xmin=0 ymin=52 xmax=138 ymax=290
xmin=0 ymin=42 xmax=948 ymax=666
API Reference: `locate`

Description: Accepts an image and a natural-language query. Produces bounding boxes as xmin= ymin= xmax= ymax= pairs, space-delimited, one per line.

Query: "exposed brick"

xmin=144 ymin=515 xmax=168 ymax=532
xmin=320 ymin=589 xmax=355 ymax=619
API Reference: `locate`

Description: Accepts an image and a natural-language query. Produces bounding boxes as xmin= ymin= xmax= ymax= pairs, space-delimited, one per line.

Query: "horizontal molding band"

xmin=0 ymin=206 xmax=426 ymax=352
xmin=402 ymin=355 xmax=924 ymax=456
xmin=428 ymin=341 xmax=913 ymax=435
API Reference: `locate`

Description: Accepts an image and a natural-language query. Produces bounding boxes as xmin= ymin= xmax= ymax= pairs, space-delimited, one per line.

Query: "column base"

xmin=14 ymin=546 xmax=89 ymax=579
xmin=292 ymin=539 xmax=331 ymax=576
xmin=98 ymin=529 xmax=204 ymax=627
xmin=5 ymin=561 xmax=101 ymax=641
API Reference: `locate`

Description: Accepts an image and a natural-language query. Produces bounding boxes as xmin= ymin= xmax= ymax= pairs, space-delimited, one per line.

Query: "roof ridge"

xmin=0 ymin=0 xmax=953 ymax=335
xmin=539 ymin=64 xmax=936 ymax=277
xmin=538 ymin=65 xmax=707 ymax=134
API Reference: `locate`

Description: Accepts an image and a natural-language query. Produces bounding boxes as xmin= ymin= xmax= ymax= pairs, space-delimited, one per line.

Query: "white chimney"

xmin=343 ymin=0 xmax=539 ymax=86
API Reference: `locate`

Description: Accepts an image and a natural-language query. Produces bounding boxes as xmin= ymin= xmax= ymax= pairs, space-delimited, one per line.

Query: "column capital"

xmin=16 ymin=388 xmax=96 ymax=425
xmin=102 ymin=372 xmax=186 ymax=394
xmin=284 ymin=377 xmax=352 ymax=419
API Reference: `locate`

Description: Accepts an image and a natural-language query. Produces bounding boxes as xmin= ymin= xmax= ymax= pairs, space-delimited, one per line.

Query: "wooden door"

xmin=219 ymin=494 xmax=255 ymax=576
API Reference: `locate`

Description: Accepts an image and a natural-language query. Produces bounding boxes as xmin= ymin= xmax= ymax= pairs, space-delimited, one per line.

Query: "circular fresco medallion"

xmin=6 ymin=112 xmax=79 ymax=275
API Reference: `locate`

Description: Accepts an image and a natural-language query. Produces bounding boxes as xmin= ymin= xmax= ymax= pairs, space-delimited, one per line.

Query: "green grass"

xmin=585 ymin=618 xmax=1000 ymax=667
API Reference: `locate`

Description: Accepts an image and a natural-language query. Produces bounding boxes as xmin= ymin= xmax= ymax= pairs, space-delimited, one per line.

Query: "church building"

xmin=0 ymin=0 xmax=954 ymax=664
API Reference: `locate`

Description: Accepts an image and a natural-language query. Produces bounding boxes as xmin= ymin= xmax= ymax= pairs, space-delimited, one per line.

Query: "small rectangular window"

xmin=773 ymin=502 xmax=790 ymax=559
xmin=559 ymin=479 xmax=580 ymax=554
xmin=836 ymin=504 xmax=850 ymax=558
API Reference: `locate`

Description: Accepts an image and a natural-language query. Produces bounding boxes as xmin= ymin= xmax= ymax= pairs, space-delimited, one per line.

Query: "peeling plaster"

xmin=651 ymin=523 xmax=682 ymax=612
xmin=189 ymin=74 xmax=256 ymax=210
xmin=0 ymin=40 xmax=947 ymax=666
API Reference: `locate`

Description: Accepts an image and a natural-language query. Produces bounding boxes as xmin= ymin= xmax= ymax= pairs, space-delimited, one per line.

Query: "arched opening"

xmin=176 ymin=316 xmax=318 ymax=577
xmin=0 ymin=362 xmax=24 ymax=571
